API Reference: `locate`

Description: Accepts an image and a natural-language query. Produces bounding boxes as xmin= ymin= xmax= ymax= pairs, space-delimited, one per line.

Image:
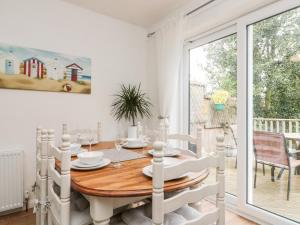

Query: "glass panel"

xmin=248 ymin=7 xmax=300 ymax=222
xmin=189 ymin=34 xmax=237 ymax=196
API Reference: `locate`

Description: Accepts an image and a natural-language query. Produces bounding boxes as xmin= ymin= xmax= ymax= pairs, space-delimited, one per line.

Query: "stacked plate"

xmin=71 ymin=151 xmax=111 ymax=171
xmin=148 ymin=148 xmax=181 ymax=157
xmin=143 ymin=157 xmax=188 ymax=181
xmin=122 ymin=138 xmax=147 ymax=149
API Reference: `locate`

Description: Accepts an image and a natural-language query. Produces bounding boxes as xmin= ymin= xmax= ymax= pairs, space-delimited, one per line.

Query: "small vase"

xmin=214 ymin=103 xmax=225 ymax=112
xmin=128 ymin=126 xmax=137 ymax=139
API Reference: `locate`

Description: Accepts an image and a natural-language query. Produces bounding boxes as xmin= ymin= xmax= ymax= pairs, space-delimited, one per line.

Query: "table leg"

xmin=88 ymin=197 xmax=113 ymax=225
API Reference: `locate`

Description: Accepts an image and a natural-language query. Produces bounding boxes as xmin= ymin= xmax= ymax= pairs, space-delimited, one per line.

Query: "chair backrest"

xmin=62 ymin=122 xmax=101 ymax=143
xmin=35 ymin=127 xmax=48 ymax=225
xmin=47 ymin=131 xmax=72 ymax=225
xmin=160 ymin=118 xmax=203 ymax=158
xmin=152 ymin=135 xmax=225 ymax=225
xmin=253 ymin=131 xmax=289 ymax=167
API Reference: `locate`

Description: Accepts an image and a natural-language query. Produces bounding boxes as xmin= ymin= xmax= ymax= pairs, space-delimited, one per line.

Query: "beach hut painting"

xmin=0 ymin=42 xmax=91 ymax=94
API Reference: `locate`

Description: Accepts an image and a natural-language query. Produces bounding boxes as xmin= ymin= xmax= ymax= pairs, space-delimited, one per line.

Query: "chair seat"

xmin=121 ymin=205 xmax=202 ymax=225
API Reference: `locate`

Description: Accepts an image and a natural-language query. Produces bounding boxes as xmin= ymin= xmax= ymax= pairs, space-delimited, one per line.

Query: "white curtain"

xmin=155 ymin=14 xmax=185 ymax=122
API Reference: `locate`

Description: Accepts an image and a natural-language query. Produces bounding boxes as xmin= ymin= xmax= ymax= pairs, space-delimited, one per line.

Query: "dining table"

xmin=58 ymin=141 xmax=209 ymax=225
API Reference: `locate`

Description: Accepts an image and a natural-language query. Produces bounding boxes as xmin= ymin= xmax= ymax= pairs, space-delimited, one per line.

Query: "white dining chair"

xmin=160 ymin=118 xmax=203 ymax=158
xmin=34 ymin=127 xmax=48 ymax=225
xmin=47 ymin=131 xmax=92 ymax=225
xmin=62 ymin=122 xmax=101 ymax=144
xmin=121 ymin=135 xmax=225 ymax=225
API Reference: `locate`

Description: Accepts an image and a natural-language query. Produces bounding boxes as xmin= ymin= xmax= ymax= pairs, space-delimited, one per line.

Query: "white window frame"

xmin=183 ymin=1 xmax=300 ymax=224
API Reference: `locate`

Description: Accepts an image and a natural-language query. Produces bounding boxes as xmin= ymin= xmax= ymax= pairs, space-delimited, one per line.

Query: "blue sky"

xmin=0 ymin=42 xmax=91 ymax=76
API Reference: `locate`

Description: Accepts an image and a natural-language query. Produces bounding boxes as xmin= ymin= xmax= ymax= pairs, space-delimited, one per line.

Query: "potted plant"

xmin=111 ymin=83 xmax=152 ymax=138
xmin=211 ymin=90 xmax=229 ymax=112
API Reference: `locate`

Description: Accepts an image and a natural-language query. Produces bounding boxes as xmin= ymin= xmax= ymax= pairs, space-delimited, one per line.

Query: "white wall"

xmin=0 ymin=0 xmax=150 ymax=200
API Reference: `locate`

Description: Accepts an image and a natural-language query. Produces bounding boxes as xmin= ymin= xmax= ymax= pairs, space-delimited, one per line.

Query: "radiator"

xmin=0 ymin=150 xmax=23 ymax=212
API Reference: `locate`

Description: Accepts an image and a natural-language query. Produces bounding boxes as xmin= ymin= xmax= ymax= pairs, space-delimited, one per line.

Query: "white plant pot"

xmin=128 ymin=126 xmax=137 ymax=139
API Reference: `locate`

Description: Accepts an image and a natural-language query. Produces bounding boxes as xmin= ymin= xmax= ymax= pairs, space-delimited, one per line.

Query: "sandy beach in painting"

xmin=0 ymin=72 xmax=91 ymax=94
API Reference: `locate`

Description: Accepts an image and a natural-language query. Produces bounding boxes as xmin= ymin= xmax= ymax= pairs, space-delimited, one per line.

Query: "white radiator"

xmin=0 ymin=150 xmax=23 ymax=212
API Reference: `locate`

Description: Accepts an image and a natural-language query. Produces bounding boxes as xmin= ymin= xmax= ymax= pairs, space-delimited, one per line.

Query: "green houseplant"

xmin=111 ymin=83 xmax=152 ymax=138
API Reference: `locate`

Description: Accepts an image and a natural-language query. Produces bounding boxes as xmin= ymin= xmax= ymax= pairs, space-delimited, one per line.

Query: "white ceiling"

xmin=62 ymin=0 xmax=194 ymax=27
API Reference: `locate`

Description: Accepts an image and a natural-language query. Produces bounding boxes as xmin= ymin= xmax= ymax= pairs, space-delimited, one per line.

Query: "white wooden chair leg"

xmin=216 ymin=134 xmax=225 ymax=225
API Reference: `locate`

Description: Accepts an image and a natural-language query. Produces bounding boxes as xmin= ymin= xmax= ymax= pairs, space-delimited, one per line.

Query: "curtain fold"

xmin=155 ymin=14 xmax=185 ymax=121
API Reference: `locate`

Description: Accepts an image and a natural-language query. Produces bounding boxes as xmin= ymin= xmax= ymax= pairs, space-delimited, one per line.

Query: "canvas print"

xmin=0 ymin=43 xmax=91 ymax=94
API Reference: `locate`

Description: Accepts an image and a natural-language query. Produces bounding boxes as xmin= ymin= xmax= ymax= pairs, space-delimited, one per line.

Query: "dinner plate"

xmin=81 ymin=141 xmax=98 ymax=146
xmin=122 ymin=143 xmax=148 ymax=149
xmin=72 ymin=159 xmax=104 ymax=168
xmin=148 ymin=148 xmax=181 ymax=157
xmin=142 ymin=157 xmax=188 ymax=181
xmin=142 ymin=165 xmax=188 ymax=181
xmin=71 ymin=158 xmax=111 ymax=171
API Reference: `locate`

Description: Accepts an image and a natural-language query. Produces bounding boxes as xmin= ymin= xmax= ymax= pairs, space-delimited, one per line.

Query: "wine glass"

xmin=88 ymin=129 xmax=94 ymax=152
xmin=114 ymin=135 xmax=122 ymax=168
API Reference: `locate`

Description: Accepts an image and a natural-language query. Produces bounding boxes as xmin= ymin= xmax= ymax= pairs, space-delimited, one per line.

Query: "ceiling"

xmin=62 ymin=0 xmax=194 ymax=27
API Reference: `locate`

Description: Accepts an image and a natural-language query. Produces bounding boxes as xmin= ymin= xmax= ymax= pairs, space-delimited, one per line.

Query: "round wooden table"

xmin=68 ymin=141 xmax=209 ymax=225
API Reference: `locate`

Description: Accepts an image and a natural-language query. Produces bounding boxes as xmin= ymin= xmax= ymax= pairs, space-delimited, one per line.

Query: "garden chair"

xmin=253 ymin=131 xmax=300 ymax=200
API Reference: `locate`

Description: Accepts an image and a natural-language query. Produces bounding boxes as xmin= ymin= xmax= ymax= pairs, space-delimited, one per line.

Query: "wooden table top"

xmin=64 ymin=141 xmax=209 ymax=197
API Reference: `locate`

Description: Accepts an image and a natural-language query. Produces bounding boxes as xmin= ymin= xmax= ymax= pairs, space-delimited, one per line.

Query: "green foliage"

xmin=202 ymin=7 xmax=300 ymax=119
xmin=111 ymin=83 xmax=152 ymax=126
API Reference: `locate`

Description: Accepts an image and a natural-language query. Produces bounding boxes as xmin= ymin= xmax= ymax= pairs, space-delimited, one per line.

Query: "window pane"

xmin=189 ymin=34 xmax=237 ymax=196
xmin=248 ymin=7 xmax=300 ymax=222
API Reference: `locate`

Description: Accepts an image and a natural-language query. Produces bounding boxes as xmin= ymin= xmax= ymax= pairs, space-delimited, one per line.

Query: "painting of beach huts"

xmin=0 ymin=42 xmax=91 ymax=94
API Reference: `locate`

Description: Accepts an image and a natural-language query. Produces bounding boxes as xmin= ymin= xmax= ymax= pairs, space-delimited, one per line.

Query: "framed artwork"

xmin=0 ymin=42 xmax=91 ymax=94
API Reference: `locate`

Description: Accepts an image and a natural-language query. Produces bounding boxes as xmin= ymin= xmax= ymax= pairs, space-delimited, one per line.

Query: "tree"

xmin=201 ymin=7 xmax=300 ymax=119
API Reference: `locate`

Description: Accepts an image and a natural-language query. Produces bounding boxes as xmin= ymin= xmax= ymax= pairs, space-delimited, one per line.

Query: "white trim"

xmin=185 ymin=21 xmax=237 ymax=46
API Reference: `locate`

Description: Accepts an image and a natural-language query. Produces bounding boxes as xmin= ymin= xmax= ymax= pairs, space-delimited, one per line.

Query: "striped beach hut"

xmin=23 ymin=57 xmax=45 ymax=78
xmin=66 ymin=63 xmax=83 ymax=82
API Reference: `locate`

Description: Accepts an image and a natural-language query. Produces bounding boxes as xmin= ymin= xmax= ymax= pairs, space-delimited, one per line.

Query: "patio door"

xmin=243 ymin=3 xmax=300 ymax=224
xmin=187 ymin=26 xmax=238 ymax=198
xmin=185 ymin=1 xmax=300 ymax=224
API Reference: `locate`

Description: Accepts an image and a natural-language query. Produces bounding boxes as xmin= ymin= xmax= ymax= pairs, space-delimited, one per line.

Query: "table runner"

xmin=99 ymin=148 xmax=147 ymax=162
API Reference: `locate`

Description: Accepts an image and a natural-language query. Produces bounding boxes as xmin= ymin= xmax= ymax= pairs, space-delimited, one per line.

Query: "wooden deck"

xmin=206 ymin=157 xmax=300 ymax=222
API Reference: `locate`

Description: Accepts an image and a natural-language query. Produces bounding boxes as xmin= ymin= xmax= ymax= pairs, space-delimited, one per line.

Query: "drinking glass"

xmin=88 ymin=129 xmax=94 ymax=152
xmin=114 ymin=136 xmax=122 ymax=168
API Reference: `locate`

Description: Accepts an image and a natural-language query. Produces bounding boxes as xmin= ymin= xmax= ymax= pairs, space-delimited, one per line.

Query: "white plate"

xmin=122 ymin=143 xmax=148 ymax=149
xmin=71 ymin=158 xmax=111 ymax=170
xmin=72 ymin=159 xmax=104 ymax=168
xmin=148 ymin=148 xmax=181 ymax=157
xmin=142 ymin=165 xmax=188 ymax=181
xmin=81 ymin=141 xmax=98 ymax=146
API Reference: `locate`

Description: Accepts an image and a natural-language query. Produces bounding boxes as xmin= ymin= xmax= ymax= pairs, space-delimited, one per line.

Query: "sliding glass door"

xmin=185 ymin=1 xmax=300 ymax=224
xmin=189 ymin=31 xmax=237 ymax=196
xmin=247 ymin=5 xmax=300 ymax=223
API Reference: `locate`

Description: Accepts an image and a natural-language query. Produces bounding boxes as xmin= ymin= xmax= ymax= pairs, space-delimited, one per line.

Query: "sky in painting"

xmin=0 ymin=42 xmax=91 ymax=76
